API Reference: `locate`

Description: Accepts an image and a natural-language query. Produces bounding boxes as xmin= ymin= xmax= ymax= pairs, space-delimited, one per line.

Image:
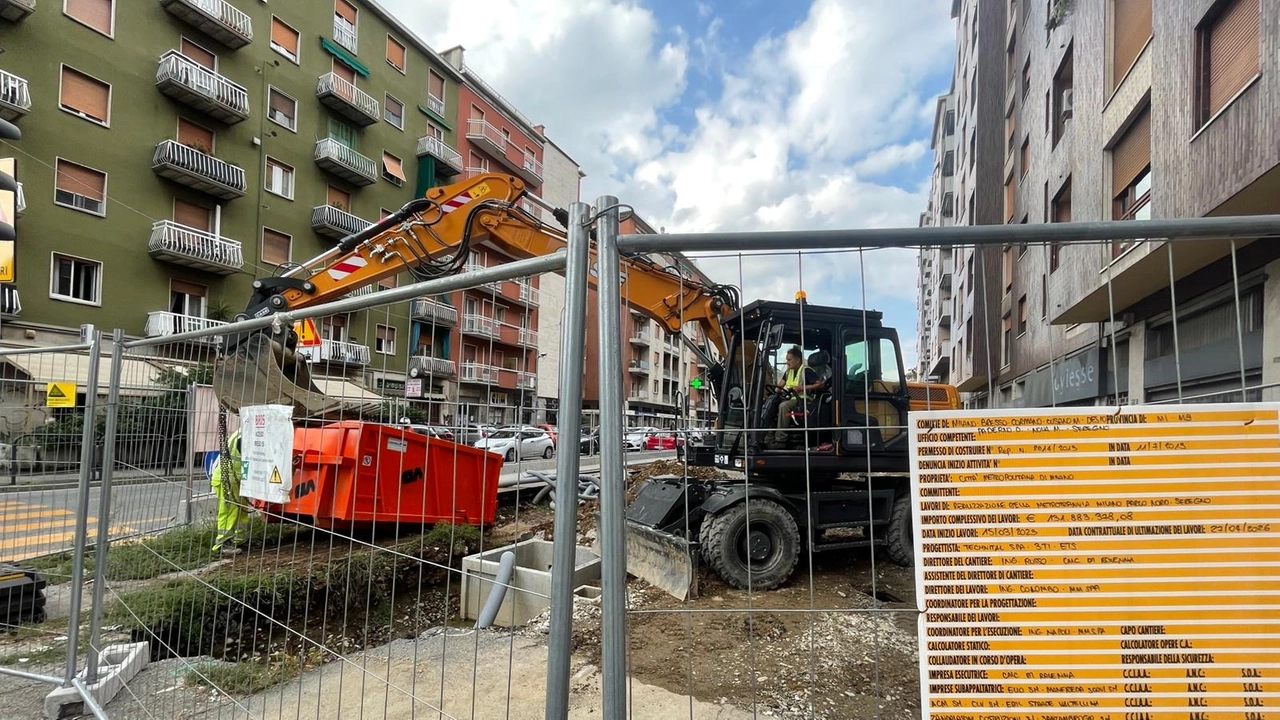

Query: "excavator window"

xmin=842 ymin=332 xmax=908 ymax=443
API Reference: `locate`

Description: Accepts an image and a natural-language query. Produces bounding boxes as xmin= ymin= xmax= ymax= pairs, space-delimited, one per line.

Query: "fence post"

xmin=85 ymin=329 xmax=125 ymax=684
xmin=544 ymin=200 xmax=592 ymax=719
xmin=62 ymin=326 xmax=101 ymax=688
xmin=593 ymin=195 xmax=628 ymax=718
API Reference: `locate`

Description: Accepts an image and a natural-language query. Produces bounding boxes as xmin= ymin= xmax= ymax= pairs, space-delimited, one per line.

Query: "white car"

xmin=474 ymin=428 xmax=555 ymax=462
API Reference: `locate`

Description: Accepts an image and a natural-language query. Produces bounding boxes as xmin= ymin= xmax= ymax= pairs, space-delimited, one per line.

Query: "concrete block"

xmin=44 ymin=641 xmax=149 ymax=719
xmin=460 ymin=538 xmax=600 ymax=627
xmin=574 ymin=584 xmax=601 ymax=600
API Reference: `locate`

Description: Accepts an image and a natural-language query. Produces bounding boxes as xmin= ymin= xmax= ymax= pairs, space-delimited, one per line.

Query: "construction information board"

xmin=909 ymin=402 xmax=1280 ymax=719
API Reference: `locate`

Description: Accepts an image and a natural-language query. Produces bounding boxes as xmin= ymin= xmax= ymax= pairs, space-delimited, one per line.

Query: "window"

xmin=332 ymin=59 xmax=356 ymax=86
xmin=265 ymin=157 xmax=294 ymax=199
xmin=375 ymin=325 xmax=396 ymax=355
xmin=327 ymin=185 xmax=351 ymax=211
xmin=1002 ymin=246 xmax=1014 ymax=292
xmin=384 ymin=94 xmax=404 ymax=129
xmin=941 ymin=192 xmax=954 ymax=218
xmin=333 ymin=0 xmax=358 ymax=53
xmin=1052 ymin=44 xmax=1074 ymax=148
xmin=1019 ymin=136 xmax=1030 ymax=179
xmin=59 ymin=66 xmax=110 ymax=126
xmin=169 ymin=280 xmax=207 ymax=318
xmin=941 ymin=150 xmax=954 ymax=177
xmin=969 ymin=133 xmax=975 ymax=169
xmin=173 ymin=199 xmax=211 ymax=231
xmin=944 ymin=109 xmax=955 ymax=135
xmin=178 ymin=117 xmax=214 ymax=154
xmin=1111 ymin=106 xmax=1151 ymax=250
xmin=1004 ymin=176 xmax=1015 ymax=222
xmin=64 ymin=0 xmax=113 ymax=36
xmin=1021 ymin=56 xmax=1031 ymax=99
xmin=1110 ymin=0 xmax=1152 ymax=91
xmin=1006 ymin=113 xmax=1016 ymax=153
xmin=1017 ymin=295 xmax=1028 ymax=335
xmin=262 ymin=228 xmax=291 ymax=266
xmin=1001 ymin=314 xmax=1012 ymax=367
xmin=378 ymin=274 xmax=397 ymax=290
xmin=270 ymin=17 xmax=300 ymax=63
xmin=1041 ymin=275 xmax=1048 ymax=319
xmin=426 ymin=123 xmax=444 ymax=142
xmin=54 ymin=159 xmax=106 ymax=215
xmin=387 ymin=35 xmax=406 ymax=73
xmin=321 ymin=314 xmax=348 ymax=342
xmin=51 ymin=253 xmax=101 ymax=304
xmin=382 ymin=151 xmax=406 ymax=185
xmin=180 ymin=38 xmax=216 ymax=70
xmin=1195 ymin=0 xmax=1260 ymax=127
xmin=428 ymin=71 xmax=446 ymax=115
xmin=267 ymin=87 xmax=297 ymax=131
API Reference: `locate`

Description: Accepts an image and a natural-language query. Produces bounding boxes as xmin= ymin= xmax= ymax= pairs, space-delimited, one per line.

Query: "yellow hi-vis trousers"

xmin=210 ymin=456 xmax=249 ymax=552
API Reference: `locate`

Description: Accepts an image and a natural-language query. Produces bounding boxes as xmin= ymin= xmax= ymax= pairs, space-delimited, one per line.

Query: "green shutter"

xmin=328 ymin=118 xmax=357 ymax=150
xmin=415 ymin=156 xmax=436 ymax=198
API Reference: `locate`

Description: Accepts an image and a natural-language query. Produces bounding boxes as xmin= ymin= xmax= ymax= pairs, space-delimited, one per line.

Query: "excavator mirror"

xmin=764 ymin=324 xmax=785 ymax=352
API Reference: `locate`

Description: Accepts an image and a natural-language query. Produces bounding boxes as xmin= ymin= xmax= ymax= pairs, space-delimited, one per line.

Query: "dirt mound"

xmin=626 ymin=459 xmax=731 ymax=502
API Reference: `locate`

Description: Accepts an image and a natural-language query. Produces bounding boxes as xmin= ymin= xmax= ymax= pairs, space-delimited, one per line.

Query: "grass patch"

xmin=183 ymin=653 xmax=316 ymax=695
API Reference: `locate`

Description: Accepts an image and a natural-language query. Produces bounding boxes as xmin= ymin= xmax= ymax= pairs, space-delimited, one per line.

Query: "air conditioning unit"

xmin=1061 ymin=88 xmax=1074 ymax=121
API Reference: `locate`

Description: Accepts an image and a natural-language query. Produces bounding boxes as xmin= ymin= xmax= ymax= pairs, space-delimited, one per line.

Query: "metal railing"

xmin=332 ymin=16 xmax=357 ymax=53
xmin=0 ymin=283 xmax=19 ymax=315
xmin=460 ymin=361 xmax=500 ymax=383
xmin=160 ymin=0 xmax=253 ymax=45
xmin=462 ymin=313 xmax=500 ymax=339
xmin=519 ymin=283 xmax=540 ymax=305
xmin=412 ymin=298 xmax=458 ymax=325
xmin=628 ymin=359 xmax=649 ymax=372
xmin=416 ymin=134 xmax=463 ymax=170
xmin=314 ymin=137 xmax=377 ymax=183
xmin=14 ymin=181 xmax=23 ymax=216
xmin=461 ymin=63 xmax=536 ymax=130
xmin=426 ymin=93 xmax=445 ymax=117
xmin=147 ymin=219 xmax=244 ymax=273
xmin=462 ymin=263 xmax=502 ymax=290
xmin=317 ymin=72 xmax=379 ymax=122
xmin=518 ymin=328 xmax=538 ymax=346
xmin=518 ymin=371 xmax=537 ymax=390
xmin=627 ymin=390 xmax=650 ymax=401
xmin=408 ymin=354 xmax=456 ymax=377
xmin=155 ymin=50 xmax=249 ymax=119
xmin=310 ymin=204 xmax=371 ymax=238
xmin=465 ymin=166 xmax=488 ymax=179
xmin=297 ymin=338 xmax=371 ymax=365
xmin=151 ymin=139 xmax=247 ymax=197
xmin=466 ymin=117 xmax=507 ymax=152
xmin=521 ymin=153 xmax=544 ymax=181
xmin=143 ymin=311 xmax=227 ymax=340
xmin=0 ymin=68 xmax=30 ymax=116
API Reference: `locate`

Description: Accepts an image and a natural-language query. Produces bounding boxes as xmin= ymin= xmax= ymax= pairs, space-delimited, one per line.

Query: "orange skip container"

xmin=254 ymin=421 xmax=503 ymax=528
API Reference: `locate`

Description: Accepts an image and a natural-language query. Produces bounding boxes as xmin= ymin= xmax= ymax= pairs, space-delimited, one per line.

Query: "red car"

xmin=644 ymin=432 xmax=685 ymax=451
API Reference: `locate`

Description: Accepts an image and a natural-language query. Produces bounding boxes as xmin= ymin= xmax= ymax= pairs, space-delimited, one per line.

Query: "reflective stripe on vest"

xmin=784 ymin=365 xmax=809 ymax=399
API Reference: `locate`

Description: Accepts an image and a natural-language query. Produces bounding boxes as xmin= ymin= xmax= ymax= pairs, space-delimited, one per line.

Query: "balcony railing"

xmin=465 ymin=166 xmax=488 ymax=179
xmin=460 ymin=362 xmax=500 ymax=384
xmin=461 ymin=263 xmax=502 ymax=290
xmin=518 ymin=328 xmax=537 ymax=346
xmin=409 ymin=355 xmax=456 ymax=378
xmin=628 ymin=390 xmax=651 ymax=402
xmin=629 ymin=331 xmax=650 ymax=345
xmin=0 ymin=69 xmax=30 ymax=120
xmin=310 ymin=204 xmax=370 ymax=240
xmin=412 ymin=299 xmax=458 ymax=326
xmin=462 ymin=314 xmax=500 ymax=339
xmin=518 ymin=153 xmax=543 ymax=184
xmin=147 ymin=220 xmax=243 ymax=275
xmin=13 ymin=181 xmax=23 ymax=217
xmin=145 ymin=312 xmax=227 ymax=341
xmin=155 ymin=50 xmax=249 ymax=124
xmin=415 ymin=135 xmax=463 ymax=175
xmin=0 ymin=0 xmax=35 ymax=22
xmin=628 ymin=360 xmax=650 ymax=373
xmin=426 ymin=94 xmax=445 ymax=117
xmin=0 ymin=284 xmax=20 ymax=316
xmin=317 ymin=72 xmax=379 ymax=126
xmin=298 ymin=339 xmax=371 ymax=365
xmin=159 ymin=0 xmax=253 ymax=49
xmin=314 ymin=138 xmax=377 ymax=186
xmin=466 ymin=118 xmax=507 ymax=159
xmin=151 ymin=139 xmax=247 ymax=199
xmin=518 ymin=283 xmax=540 ymax=305
xmin=332 ymin=16 xmax=357 ymax=54
xmin=517 ymin=372 xmax=537 ymax=391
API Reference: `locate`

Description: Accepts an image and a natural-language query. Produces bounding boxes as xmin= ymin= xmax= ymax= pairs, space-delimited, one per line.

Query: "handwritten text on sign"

xmin=910 ymin=403 xmax=1280 ymax=719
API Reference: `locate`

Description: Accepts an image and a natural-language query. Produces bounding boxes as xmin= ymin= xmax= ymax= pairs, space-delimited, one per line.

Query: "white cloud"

xmin=853 ymin=142 xmax=928 ymax=177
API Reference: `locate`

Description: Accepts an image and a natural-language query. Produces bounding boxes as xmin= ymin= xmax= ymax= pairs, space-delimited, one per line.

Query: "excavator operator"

xmin=766 ymin=345 xmax=822 ymax=448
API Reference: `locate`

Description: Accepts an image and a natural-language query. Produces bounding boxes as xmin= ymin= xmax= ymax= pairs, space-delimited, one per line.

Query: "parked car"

xmin=644 ymin=432 xmax=686 ymax=451
xmin=537 ymin=423 xmax=559 ymax=444
xmin=401 ymin=424 xmax=455 ymax=442
xmin=474 ymin=428 xmax=555 ymax=462
xmin=456 ymin=423 xmax=497 ymax=445
xmin=624 ymin=427 xmax=658 ymax=452
xmin=579 ymin=427 xmax=600 ymax=455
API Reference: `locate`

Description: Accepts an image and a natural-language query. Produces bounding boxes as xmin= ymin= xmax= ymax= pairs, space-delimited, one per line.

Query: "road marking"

xmin=0 ymin=499 xmax=141 ymax=562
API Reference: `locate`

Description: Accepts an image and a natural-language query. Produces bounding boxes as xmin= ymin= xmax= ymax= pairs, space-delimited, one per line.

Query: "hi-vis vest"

xmin=783 ymin=365 xmax=810 ymax=399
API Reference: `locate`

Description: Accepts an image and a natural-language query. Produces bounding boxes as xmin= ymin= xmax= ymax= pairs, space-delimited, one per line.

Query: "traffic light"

xmin=0 ymin=117 xmax=18 ymax=280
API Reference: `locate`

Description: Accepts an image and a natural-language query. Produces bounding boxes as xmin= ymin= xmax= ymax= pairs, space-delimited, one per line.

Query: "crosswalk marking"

xmin=0 ymin=499 xmax=138 ymax=562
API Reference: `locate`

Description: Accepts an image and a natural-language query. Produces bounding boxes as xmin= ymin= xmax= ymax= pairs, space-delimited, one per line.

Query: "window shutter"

xmin=66 ymin=0 xmax=112 ymax=34
xmin=1207 ymin=0 xmax=1260 ymax=115
xmin=269 ymin=89 xmax=294 ymax=119
xmin=335 ymin=0 xmax=357 ymax=24
xmin=383 ymin=153 xmax=406 ymax=181
xmin=262 ymin=229 xmax=291 ymax=265
xmin=55 ymin=161 xmax=105 ymax=201
xmin=60 ymin=67 xmax=110 ymax=122
xmin=327 ymin=186 xmax=350 ymax=207
xmin=429 ymin=72 xmax=445 ymax=99
xmin=1110 ymin=106 xmax=1151 ymax=196
xmin=271 ymin=18 xmax=298 ymax=54
xmin=177 ymin=119 xmax=214 ymax=151
xmin=1112 ymin=0 xmax=1152 ymax=87
xmin=171 ymin=279 xmax=207 ymax=297
xmin=387 ymin=37 xmax=406 ymax=69
xmin=333 ymin=61 xmax=356 ymax=85
xmin=179 ymin=39 xmax=216 ymax=70
xmin=173 ymin=199 xmax=210 ymax=230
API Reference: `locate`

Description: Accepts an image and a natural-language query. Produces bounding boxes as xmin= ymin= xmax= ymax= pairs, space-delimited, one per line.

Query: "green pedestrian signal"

xmin=689 ymin=377 xmax=703 ymax=389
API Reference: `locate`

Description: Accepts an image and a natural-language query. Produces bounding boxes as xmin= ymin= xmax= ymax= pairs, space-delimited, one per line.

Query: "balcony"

xmin=155 ymin=51 xmax=249 ymax=124
xmin=938 ymin=308 xmax=952 ymax=328
xmin=159 ymin=0 xmax=252 ymax=49
xmin=314 ymin=138 xmax=377 ymax=186
xmin=629 ymin=331 xmax=650 ymax=345
xmin=460 ymin=362 xmax=500 ymax=384
xmin=145 ymin=312 xmax=227 ymax=342
xmin=14 ymin=182 xmax=23 ymax=217
xmin=408 ymin=355 xmax=456 ymax=378
xmin=298 ymin=339 xmax=370 ymax=366
xmin=939 ymin=271 xmax=952 ymax=291
xmin=0 ymin=284 xmax=19 ymax=316
xmin=0 ymin=69 xmax=30 ymax=121
xmin=462 ymin=314 xmax=500 ymax=340
xmin=332 ymin=16 xmax=357 ymax=54
xmin=628 ymin=360 xmax=650 ymax=374
xmin=412 ymin=299 xmax=458 ymax=326
xmin=518 ymin=328 xmax=537 ymax=347
xmin=316 ymin=72 xmax=379 ymax=126
xmin=518 ymin=283 xmax=540 ymax=305
xmin=415 ymin=135 xmax=463 ymax=176
xmin=465 ymin=118 xmax=543 ymax=186
xmin=0 ymin=0 xmax=33 ymax=22
xmin=152 ymin=139 xmax=246 ymax=199
xmin=517 ymin=372 xmax=537 ymax=391
xmin=628 ymin=390 xmax=651 ymax=402
xmin=465 ymin=167 xmax=488 ymax=179
xmin=147 ymin=220 xmax=243 ymax=275
xmin=462 ymin=263 xmax=502 ymax=291
xmin=426 ymin=93 xmax=445 ymax=117
xmin=310 ymin=204 xmax=370 ymax=240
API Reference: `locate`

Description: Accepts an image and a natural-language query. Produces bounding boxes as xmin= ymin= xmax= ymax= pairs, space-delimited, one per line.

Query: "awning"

xmin=320 ymin=37 xmax=370 ymax=77
xmin=312 ymin=377 xmax=383 ymax=401
xmin=383 ymin=153 xmax=406 ymax=182
xmin=1 ymin=352 xmax=174 ymax=396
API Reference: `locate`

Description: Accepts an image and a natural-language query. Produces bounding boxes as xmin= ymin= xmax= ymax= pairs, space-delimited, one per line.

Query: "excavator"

xmin=211 ymin=172 xmax=959 ymax=597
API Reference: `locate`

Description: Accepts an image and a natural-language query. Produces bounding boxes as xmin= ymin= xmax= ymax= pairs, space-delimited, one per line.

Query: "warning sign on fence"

xmin=909 ymin=402 xmax=1280 ymax=717
xmin=238 ymin=403 xmax=294 ymax=504
xmin=45 ymin=381 xmax=75 ymax=407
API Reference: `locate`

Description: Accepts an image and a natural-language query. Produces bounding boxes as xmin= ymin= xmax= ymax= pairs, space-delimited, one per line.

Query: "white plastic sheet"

xmin=238 ymin=403 xmax=294 ymax=504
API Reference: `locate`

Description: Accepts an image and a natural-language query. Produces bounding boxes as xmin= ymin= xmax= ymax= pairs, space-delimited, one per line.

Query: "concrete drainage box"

xmin=460 ymin=538 xmax=601 ymax=627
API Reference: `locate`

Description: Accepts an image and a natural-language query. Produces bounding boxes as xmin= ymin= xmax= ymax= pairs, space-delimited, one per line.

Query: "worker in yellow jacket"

xmin=210 ymin=429 xmax=249 ymax=556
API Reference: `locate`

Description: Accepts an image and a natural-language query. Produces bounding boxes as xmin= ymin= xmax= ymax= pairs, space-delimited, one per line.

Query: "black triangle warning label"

xmin=269 ymin=465 xmax=283 ymax=484
xmin=47 ymin=385 xmax=68 ymax=398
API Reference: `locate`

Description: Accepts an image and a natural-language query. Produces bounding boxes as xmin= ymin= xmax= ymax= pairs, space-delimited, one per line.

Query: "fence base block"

xmin=43 ymin=642 xmax=149 ymax=719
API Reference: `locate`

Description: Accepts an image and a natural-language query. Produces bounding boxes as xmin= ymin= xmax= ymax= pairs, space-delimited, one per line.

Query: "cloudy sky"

xmin=382 ymin=0 xmax=956 ymax=365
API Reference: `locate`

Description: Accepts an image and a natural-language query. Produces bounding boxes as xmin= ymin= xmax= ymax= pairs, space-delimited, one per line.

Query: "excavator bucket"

xmin=212 ymin=332 xmax=380 ymax=421
xmin=619 ymin=475 xmax=711 ymax=600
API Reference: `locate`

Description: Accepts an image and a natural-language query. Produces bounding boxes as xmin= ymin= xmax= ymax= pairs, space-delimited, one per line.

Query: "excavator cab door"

xmin=839 ymin=331 xmax=909 ymax=452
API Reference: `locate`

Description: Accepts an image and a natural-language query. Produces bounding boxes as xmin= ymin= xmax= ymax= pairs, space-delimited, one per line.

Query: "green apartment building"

xmin=0 ymin=0 xmax=476 ymax=415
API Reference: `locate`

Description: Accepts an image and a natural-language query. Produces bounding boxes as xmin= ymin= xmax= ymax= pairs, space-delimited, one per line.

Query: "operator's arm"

xmin=802 ymin=367 xmax=822 ymax=392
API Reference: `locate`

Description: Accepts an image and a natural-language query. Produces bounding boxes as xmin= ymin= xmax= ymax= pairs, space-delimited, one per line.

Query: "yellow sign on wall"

xmin=910 ymin=403 xmax=1280 ymax=716
xmin=45 ymin=382 xmax=76 ymax=407
xmin=293 ymin=318 xmax=321 ymax=347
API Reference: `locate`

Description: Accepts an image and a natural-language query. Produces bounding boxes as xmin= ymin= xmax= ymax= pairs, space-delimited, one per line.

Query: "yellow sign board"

xmin=0 ymin=157 xmax=14 ymax=283
xmin=293 ymin=318 xmax=321 ymax=346
xmin=45 ymin=382 xmax=76 ymax=407
xmin=910 ymin=403 xmax=1280 ymax=717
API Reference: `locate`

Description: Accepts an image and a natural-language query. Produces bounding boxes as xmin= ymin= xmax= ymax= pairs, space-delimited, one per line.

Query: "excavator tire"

xmin=884 ymin=492 xmax=914 ymax=567
xmin=699 ymin=498 xmax=799 ymax=591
